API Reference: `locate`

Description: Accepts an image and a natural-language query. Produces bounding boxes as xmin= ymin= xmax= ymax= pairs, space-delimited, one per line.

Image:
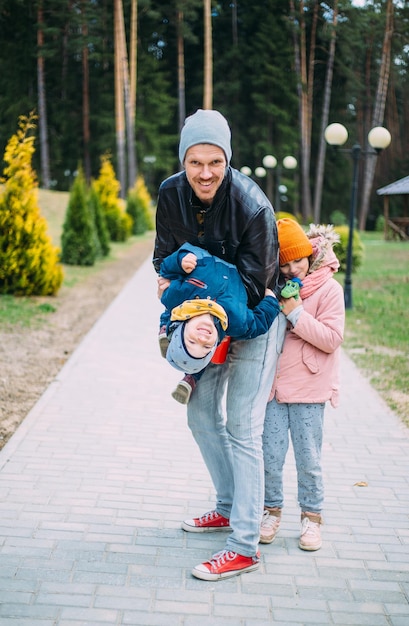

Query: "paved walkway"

xmin=0 ymin=257 xmax=408 ymax=626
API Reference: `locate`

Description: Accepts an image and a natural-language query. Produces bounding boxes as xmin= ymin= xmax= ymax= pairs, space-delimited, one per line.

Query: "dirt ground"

xmin=0 ymin=235 xmax=155 ymax=450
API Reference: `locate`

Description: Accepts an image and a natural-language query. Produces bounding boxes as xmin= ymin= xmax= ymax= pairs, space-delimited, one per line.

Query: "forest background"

xmin=0 ymin=0 xmax=408 ymax=230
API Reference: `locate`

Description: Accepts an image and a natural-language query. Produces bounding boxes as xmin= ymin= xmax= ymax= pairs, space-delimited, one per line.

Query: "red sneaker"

xmin=192 ymin=549 xmax=260 ymax=581
xmin=182 ymin=509 xmax=231 ymax=533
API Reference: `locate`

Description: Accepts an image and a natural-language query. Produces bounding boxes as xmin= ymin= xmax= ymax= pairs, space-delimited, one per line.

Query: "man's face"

xmin=184 ymin=144 xmax=227 ymax=205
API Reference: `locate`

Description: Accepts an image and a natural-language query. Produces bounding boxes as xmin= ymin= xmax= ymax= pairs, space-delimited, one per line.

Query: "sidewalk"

xmin=0 ymin=257 xmax=408 ymax=626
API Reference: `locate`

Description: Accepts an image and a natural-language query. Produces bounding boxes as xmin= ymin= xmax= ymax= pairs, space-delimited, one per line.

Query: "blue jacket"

xmin=160 ymin=243 xmax=280 ymax=340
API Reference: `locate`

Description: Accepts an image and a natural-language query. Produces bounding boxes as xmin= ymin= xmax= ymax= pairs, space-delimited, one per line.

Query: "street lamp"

xmin=262 ymin=154 xmax=297 ymax=210
xmin=240 ymin=166 xmax=252 ymax=177
xmin=324 ymin=123 xmax=391 ymax=309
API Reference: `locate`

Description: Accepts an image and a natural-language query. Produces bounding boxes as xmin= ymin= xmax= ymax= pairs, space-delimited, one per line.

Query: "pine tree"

xmin=61 ymin=167 xmax=98 ymax=266
xmin=0 ymin=113 xmax=63 ymax=296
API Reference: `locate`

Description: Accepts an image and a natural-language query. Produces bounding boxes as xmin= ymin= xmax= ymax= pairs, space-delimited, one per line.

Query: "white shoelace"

xmin=261 ymin=510 xmax=280 ymax=531
xmin=300 ymin=517 xmax=320 ymax=537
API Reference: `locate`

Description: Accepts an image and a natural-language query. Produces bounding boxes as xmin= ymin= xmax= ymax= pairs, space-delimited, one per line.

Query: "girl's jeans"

xmin=263 ymin=398 xmax=325 ymax=513
xmin=187 ymin=314 xmax=286 ymax=557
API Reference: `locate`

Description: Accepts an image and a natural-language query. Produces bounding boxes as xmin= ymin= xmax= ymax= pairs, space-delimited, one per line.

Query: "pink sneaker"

xmin=192 ymin=549 xmax=260 ymax=581
xmin=259 ymin=507 xmax=281 ymax=544
xmin=182 ymin=509 xmax=231 ymax=533
xmin=299 ymin=512 xmax=323 ymax=551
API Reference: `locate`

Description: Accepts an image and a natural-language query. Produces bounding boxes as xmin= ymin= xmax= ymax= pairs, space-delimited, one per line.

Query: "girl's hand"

xmin=280 ymin=295 xmax=302 ymax=316
xmin=157 ymin=276 xmax=171 ymax=298
xmin=181 ymin=253 xmax=197 ymax=273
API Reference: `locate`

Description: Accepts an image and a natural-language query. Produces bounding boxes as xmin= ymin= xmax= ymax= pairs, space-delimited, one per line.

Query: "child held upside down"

xmin=158 ymin=242 xmax=280 ymax=404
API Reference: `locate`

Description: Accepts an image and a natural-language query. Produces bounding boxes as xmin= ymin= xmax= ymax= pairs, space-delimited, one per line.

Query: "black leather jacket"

xmin=153 ymin=166 xmax=279 ymax=308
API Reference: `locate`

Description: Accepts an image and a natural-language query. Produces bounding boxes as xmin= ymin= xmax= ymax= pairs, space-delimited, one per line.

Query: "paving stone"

xmin=0 ymin=258 xmax=408 ymax=624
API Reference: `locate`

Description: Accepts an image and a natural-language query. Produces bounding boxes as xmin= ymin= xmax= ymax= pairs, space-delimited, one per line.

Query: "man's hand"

xmin=181 ymin=252 xmax=197 ymax=273
xmin=157 ymin=276 xmax=170 ymax=298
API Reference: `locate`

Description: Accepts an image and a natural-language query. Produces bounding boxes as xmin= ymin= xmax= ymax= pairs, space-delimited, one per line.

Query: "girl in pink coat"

xmin=261 ymin=219 xmax=345 ymax=551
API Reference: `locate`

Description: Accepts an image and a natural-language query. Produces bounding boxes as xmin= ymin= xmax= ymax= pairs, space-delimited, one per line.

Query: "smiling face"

xmin=184 ymin=144 xmax=227 ymax=205
xmin=183 ymin=313 xmax=218 ymax=358
xmin=279 ymin=257 xmax=310 ymax=282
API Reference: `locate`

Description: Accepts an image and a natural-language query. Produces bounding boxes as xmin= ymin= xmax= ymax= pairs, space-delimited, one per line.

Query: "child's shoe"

xmin=159 ymin=325 xmax=169 ymax=358
xmin=259 ymin=507 xmax=281 ymax=544
xmin=171 ymin=374 xmax=196 ymax=404
xmin=299 ymin=512 xmax=322 ymax=551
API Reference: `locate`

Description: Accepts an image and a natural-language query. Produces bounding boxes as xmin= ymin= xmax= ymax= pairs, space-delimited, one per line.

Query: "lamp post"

xmin=324 ymin=123 xmax=391 ymax=309
xmin=262 ymin=154 xmax=297 ymax=210
xmin=240 ymin=166 xmax=252 ymax=177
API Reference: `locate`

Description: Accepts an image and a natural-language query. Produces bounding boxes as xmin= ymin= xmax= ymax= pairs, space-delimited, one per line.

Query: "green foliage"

xmin=329 ymin=210 xmax=347 ymax=226
xmin=339 ymin=232 xmax=409 ymax=423
xmin=333 ymin=226 xmax=364 ymax=274
xmin=275 ymin=211 xmax=299 ymax=222
xmin=88 ymin=185 xmax=110 ymax=257
xmin=375 ymin=214 xmax=385 ymax=232
xmin=61 ymin=169 xmax=98 ymax=266
xmin=126 ymin=176 xmax=155 ymax=235
xmin=0 ymin=113 xmax=63 ymax=296
xmin=92 ymin=155 xmax=132 ymax=242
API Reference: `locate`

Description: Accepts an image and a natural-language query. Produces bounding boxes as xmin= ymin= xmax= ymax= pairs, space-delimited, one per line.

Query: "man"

xmin=153 ymin=109 xmax=284 ymax=581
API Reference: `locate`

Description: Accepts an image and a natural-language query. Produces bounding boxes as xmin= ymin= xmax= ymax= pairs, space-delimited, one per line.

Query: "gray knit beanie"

xmin=179 ymin=109 xmax=232 ymax=165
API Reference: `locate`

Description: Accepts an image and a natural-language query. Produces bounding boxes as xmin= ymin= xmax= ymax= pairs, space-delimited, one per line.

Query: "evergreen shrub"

xmin=0 ymin=113 xmax=63 ymax=296
xmin=88 ymin=185 xmax=110 ymax=257
xmin=275 ymin=211 xmax=299 ymax=222
xmin=61 ymin=168 xmax=98 ymax=266
xmin=93 ymin=155 xmax=132 ymax=242
xmin=333 ymin=225 xmax=364 ymax=273
xmin=375 ymin=215 xmax=385 ymax=232
xmin=329 ymin=209 xmax=347 ymax=226
xmin=126 ymin=176 xmax=155 ymax=235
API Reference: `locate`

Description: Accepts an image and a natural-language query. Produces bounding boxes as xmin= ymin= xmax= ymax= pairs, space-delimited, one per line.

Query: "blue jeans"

xmin=187 ymin=315 xmax=286 ymax=557
xmin=263 ymin=398 xmax=325 ymax=513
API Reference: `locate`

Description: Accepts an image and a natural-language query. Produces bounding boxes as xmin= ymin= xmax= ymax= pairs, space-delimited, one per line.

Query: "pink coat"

xmin=270 ymin=228 xmax=345 ymax=408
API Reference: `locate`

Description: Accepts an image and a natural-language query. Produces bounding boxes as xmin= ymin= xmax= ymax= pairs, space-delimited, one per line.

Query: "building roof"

xmin=377 ymin=175 xmax=409 ymax=196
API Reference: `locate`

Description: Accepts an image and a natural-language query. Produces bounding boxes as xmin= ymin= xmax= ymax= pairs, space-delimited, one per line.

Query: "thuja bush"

xmin=88 ymin=185 xmax=110 ymax=257
xmin=93 ymin=155 xmax=132 ymax=242
xmin=0 ymin=113 xmax=63 ymax=296
xmin=333 ymin=225 xmax=364 ymax=273
xmin=61 ymin=168 xmax=99 ymax=266
xmin=126 ymin=175 xmax=155 ymax=235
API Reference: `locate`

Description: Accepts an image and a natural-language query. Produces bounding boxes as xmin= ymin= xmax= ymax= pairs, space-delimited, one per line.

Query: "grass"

xmin=0 ymin=188 xmax=146 ymax=329
xmin=2 ymin=190 xmax=409 ymax=425
xmin=337 ymin=231 xmax=409 ymax=425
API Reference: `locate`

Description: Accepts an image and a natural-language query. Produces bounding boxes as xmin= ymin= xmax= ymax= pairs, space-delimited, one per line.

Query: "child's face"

xmin=183 ymin=313 xmax=218 ymax=358
xmin=280 ymin=257 xmax=310 ymax=281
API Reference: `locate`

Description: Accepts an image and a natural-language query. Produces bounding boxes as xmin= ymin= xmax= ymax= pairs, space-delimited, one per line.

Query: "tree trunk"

xmin=114 ymin=0 xmax=126 ymax=196
xmin=203 ymin=0 xmax=213 ymax=109
xmin=359 ymin=0 xmax=394 ymax=230
xmin=313 ymin=0 xmax=338 ymax=223
xmin=299 ymin=0 xmax=317 ymax=221
xmin=177 ymin=9 xmax=186 ymax=133
xmin=130 ymin=0 xmax=137 ymax=128
xmin=118 ymin=0 xmax=137 ymax=190
xmin=289 ymin=0 xmax=302 ymax=217
xmin=82 ymin=5 xmax=91 ymax=184
xmin=37 ymin=2 xmax=51 ymax=189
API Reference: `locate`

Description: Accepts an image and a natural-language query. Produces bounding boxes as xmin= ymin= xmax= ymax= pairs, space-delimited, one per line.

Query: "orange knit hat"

xmin=277 ymin=218 xmax=313 ymax=265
